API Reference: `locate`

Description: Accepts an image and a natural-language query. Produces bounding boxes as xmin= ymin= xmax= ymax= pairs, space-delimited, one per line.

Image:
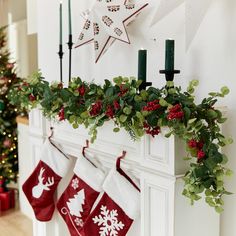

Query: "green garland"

xmin=8 ymin=71 xmax=233 ymax=212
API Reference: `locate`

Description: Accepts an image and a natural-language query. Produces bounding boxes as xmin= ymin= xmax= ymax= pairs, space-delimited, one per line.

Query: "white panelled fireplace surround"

xmin=26 ymin=109 xmax=219 ymax=236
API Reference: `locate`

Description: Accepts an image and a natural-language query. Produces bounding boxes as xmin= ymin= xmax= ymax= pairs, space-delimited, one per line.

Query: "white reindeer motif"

xmin=32 ymin=167 xmax=55 ymax=199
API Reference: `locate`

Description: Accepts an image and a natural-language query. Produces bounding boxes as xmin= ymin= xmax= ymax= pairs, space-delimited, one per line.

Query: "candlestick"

xmin=138 ymin=49 xmax=147 ymax=83
xmin=165 ymin=39 xmax=174 ymax=71
xmin=58 ymin=45 xmax=64 ymax=83
xmin=59 ymin=1 xmax=64 ymax=83
xmin=60 ymin=1 xmax=63 ymax=45
xmin=138 ymin=49 xmax=152 ymax=91
xmin=67 ymin=34 xmax=73 ymax=83
xmin=160 ymin=39 xmax=180 ymax=82
xmin=68 ymin=0 xmax=72 ymax=35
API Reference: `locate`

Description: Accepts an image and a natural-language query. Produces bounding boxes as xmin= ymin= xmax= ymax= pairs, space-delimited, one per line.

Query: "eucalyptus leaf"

xmin=119 ymin=114 xmax=127 ymax=123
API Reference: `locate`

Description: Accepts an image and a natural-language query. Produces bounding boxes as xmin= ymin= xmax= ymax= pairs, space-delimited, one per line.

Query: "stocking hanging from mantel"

xmin=22 ymin=139 xmax=71 ymax=221
xmin=80 ymin=160 xmax=140 ymax=236
xmin=57 ymin=155 xmax=106 ymax=236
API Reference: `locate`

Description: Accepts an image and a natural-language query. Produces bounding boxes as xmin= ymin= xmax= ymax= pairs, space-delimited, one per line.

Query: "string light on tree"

xmin=0 ymin=26 xmax=21 ymax=185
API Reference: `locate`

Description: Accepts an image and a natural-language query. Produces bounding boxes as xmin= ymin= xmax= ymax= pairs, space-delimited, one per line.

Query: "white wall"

xmin=7 ymin=20 xmax=29 ymax=77
xmin=0 ymin=0 xmax=26 ymax=27
xmin=35 ymin=0 xmax=236 ymax=235
xmin=184 ymin=1 xmax=236 ymax=235
xmin=26 ymin=0 xmax=37 ymax=34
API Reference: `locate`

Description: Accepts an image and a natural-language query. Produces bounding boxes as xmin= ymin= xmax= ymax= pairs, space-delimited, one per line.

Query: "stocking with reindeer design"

xmin=22 ymin=139 xmax=70 ymax=221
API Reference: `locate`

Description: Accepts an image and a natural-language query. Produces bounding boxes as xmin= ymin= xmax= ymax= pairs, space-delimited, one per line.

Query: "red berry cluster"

xmin=58 ymin=83 xmax=63 ymax=89
xmin=29 ymin=94 xmax=36 ymax=102
xmin=143 ymin=123 xmax=160 ymax=137
xmin=143 ymin=100 xmax=161 ymax=112
xmin=22 ymin=82 xmax=29 ymax=87
xmin=118 ymin=84 xmax=128 ymax=97
xmin=58 ymin=107 xmax=65 ymax=121
xmin=197 ymin=150 xmax=205 ymax=161
xmin=89 ymin=101 xmax=102 ymax=116
xmin=77 ymin=85 xmax=86 ymax=96
xmin=105 ymin=100 xmax=121 ymax=119
xmin=105 ymin=105 xmax=114 ymax=118
xmin=167 ymin=104 xmax=184 ymax=120
xmin=188 ymin=139 xmax=205 ymax=162
xmin=113 ymin=100 xmax=121 ymax=110
xmin=18 ymin=81 xmax=29 ymax=91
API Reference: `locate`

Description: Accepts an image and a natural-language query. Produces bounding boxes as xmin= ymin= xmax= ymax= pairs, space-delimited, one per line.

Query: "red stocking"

xmin=80 ymin=162 xmax=140 ymax=236
xmin=22 ymin=139 xmax=70 ymax=221
xmin=57 ymin=155 xmax=106 ymax=236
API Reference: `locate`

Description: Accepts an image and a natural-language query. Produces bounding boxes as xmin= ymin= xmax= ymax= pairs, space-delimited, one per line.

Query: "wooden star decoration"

xmin=75 ymin=0 xmax=148 ymax=63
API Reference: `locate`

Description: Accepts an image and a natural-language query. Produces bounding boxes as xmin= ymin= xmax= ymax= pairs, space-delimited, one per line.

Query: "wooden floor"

xmin=0 ymin=208 xmax=32 ymax=236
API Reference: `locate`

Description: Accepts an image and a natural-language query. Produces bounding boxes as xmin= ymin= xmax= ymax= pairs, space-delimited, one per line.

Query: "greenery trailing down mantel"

xmin=8 ymin=71 xmax=233 ymax=212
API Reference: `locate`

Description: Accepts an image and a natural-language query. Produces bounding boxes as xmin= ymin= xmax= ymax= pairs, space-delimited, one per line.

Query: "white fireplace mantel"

xmin=25 ymin=109 xmax=220 ymax=236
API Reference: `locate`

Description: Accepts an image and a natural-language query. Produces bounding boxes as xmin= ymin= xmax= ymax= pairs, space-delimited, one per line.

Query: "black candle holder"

xmin=159 ymin=69 xmax=180 ymax=82
xmin=58 ymin=44 xmax=64 ymax=83
xmin=139 ymin=81 xmax=152 ymax=91
xmin=67 ymin=34 xmax=73 ymax=83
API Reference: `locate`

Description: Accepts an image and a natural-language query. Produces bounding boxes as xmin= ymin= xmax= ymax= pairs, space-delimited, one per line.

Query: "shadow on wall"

xmin=221 ymin=108 xmax=236 ymax=212
xmin=0 ymin=0 xmax=27 ymax=27
xmin=0 ymin=0 xmax=38 ymax=78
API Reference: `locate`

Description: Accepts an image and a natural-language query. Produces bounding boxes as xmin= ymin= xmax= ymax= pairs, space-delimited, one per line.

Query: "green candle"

xmin=60 ymin=1 xmax=63 ymax=45
xmin=165 ymin=39 xmax=175 ymax=71
xmin=138 ymin=49 xmax=147 ymax=84
xmin=68 ymin=0 xmax=72 ymax=35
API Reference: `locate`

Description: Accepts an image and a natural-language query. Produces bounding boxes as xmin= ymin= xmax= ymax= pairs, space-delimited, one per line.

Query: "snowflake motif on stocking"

xmin=71 ymin=178 xmax=79 ymax=189
xmin=74 ymin=217 xmax=84 ymax=227
xmin=93 ymin=205 xmax=124 ymax=236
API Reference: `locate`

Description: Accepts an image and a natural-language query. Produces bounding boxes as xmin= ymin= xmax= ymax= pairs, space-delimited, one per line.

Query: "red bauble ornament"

xmin=3 ymin=138 xmax=12 ymax=148
xmin=6 ymin=63 xmax=14 ymax=69
xmin=0 ymin=77 xmax=8 ymax=85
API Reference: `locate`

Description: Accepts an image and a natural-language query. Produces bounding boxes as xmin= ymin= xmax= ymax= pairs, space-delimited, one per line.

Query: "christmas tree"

xmin=0 ymin=26 xmax=20 ymax=188
xmin=67 ymin=189 xmax=85 ymax=217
